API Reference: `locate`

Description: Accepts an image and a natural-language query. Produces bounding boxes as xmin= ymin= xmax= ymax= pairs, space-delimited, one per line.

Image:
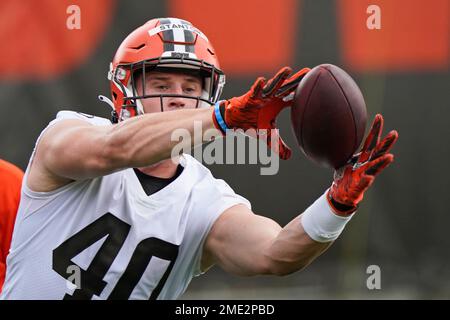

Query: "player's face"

xmin=135 ymin=70 xmax=203 ymax=113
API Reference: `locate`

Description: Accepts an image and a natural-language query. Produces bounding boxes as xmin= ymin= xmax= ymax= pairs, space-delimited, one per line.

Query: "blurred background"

xmin=0 ymin=0 xmax=449 ymax=299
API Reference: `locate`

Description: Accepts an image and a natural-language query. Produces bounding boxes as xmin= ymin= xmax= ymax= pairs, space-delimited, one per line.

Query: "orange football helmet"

xmin=107 ymin=18 xmax=225 ymax=122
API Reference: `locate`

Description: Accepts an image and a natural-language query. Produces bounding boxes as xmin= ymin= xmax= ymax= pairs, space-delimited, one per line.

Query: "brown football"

xmin=290 ymin=64 xmax=367 ymax=169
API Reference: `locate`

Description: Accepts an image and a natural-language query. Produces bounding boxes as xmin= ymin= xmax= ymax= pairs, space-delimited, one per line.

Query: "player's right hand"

xmin=212 ymin=67 xmax=310 ymax=160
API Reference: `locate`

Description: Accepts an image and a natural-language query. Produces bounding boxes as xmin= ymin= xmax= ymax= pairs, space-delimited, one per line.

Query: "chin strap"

xmin=98 ymin=95 xmax=115 ymax=110
xmin=98 ymin=95 xmax=118 ymax=123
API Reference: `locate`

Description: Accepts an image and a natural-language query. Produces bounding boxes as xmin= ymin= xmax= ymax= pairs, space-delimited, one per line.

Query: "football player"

xmin=0 ymin=18 xmax=397 ymax=299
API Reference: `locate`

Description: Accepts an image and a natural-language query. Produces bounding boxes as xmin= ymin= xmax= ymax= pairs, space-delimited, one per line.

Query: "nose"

xmin=168 ymin=96 xmax=186 ymax=109
xmin=166 ymin=86 xmax=186 ymax=109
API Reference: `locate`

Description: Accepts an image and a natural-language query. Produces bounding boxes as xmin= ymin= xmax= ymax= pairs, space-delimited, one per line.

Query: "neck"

xmin=136 ymin=157 xmax=180 ymax=178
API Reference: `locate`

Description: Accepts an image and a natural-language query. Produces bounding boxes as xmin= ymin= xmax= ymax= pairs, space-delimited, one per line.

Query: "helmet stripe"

xmin=159 ymin=18 xmax=175 ymax=52
xmin=184 ymin=30 xmax=195 ymax=53
xmin=169 ymin=18 xmax=187 ymax=53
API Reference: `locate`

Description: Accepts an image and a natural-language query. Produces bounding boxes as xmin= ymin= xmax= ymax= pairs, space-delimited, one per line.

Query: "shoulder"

xmin=53 ymin=110 xmax=112 ymax=127
xmin=37 ymin=111 xmax=113 ymax=148
xmin=182 ymin=154 xmax=227 ymax=189
xmin=183 ymin=154 xmax=252 ymax=214
xmin=35 ymin=111 xmax=112 ymax=144
xmin=181 ymin=154 xmax=210 ymax=176
xmin=25 ymin=111 xmax=112 ymax=192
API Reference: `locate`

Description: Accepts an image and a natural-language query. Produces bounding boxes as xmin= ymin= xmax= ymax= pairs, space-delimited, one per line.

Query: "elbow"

xmin=101 ymin=130 xmax=132 ymax=170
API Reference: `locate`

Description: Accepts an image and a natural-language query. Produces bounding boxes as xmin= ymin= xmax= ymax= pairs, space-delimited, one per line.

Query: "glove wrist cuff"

xmin=326 ymin=191 xmax=358 ymax=216
xmin=300 ymin=190 xmax=355 ymax=243
xmin=212 ymin=101 xmax=229 ymax=134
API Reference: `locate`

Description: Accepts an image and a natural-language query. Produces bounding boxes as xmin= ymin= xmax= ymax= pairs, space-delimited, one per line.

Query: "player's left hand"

xmin=212 ymin=67 xmax=310 ymax=160
xmin=327 ymin=114 xmax=399 ymax=215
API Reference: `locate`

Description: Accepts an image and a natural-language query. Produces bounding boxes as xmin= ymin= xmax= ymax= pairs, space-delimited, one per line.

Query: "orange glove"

xmin=212 ymin=67 xmax=310 ymax=160
xmin=328 ymin=114 xmax=399 ymax=215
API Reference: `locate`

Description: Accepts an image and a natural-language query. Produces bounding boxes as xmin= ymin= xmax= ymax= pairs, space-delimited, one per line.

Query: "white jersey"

xmin=1 ymin=111 xmax=250 ymax=300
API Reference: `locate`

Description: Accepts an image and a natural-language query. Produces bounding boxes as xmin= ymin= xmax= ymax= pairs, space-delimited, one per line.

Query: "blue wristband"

xmin=214 ymin=101 xmax=229 ymax=133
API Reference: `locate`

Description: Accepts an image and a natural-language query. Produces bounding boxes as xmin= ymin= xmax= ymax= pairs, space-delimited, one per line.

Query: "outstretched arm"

xmin=202 ymin=114 xmax=398 ymax=276
xmin=30 ymin=67 xmax=307 ymax=192
xmin=29 ymin=108 xmax=217 ymax=192
xmin=201 ymin=202 xmax=333 ymax=276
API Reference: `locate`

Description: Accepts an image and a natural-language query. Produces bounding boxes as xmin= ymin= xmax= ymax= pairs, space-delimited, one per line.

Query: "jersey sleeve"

xmin=53 ymin=111 xmax=112 ymax=126
xmin=25 ymin=110 xmax=112 ymax=178
xmin=187 ymin=174 xmax=251 ymax=277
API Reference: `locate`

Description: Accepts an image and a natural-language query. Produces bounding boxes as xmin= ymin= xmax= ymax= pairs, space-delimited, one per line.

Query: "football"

xmin=290 ymin=64 xmax=367 ymax=169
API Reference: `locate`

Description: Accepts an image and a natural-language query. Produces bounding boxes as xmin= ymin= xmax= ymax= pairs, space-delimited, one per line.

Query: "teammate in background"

xmin=0 ymin=18 xmax=398 ymax=299
xmin=0 ymin=159 xmax=23 ymax=293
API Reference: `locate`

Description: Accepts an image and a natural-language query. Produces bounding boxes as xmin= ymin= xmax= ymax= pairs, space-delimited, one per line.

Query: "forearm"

xmin=205 ymin=193 xmax=353 ymax=277
xmin=266 ymin=192 xmax=353 ymax=276
xmin=109 ymin=108 xmax=218 ymax=168
xmin=265 ymin=216 xmax=333 ymax=276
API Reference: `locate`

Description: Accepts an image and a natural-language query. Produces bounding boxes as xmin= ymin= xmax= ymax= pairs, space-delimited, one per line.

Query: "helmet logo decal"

xmin=153 ymin=18 xmax=198 ymax=54
xmin=148 ymin=19 xmax=209 ymax=42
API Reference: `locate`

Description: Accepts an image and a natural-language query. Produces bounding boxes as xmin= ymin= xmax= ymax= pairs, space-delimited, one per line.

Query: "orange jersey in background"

xmin=0 ymin=159 xmax=24 ymax=293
